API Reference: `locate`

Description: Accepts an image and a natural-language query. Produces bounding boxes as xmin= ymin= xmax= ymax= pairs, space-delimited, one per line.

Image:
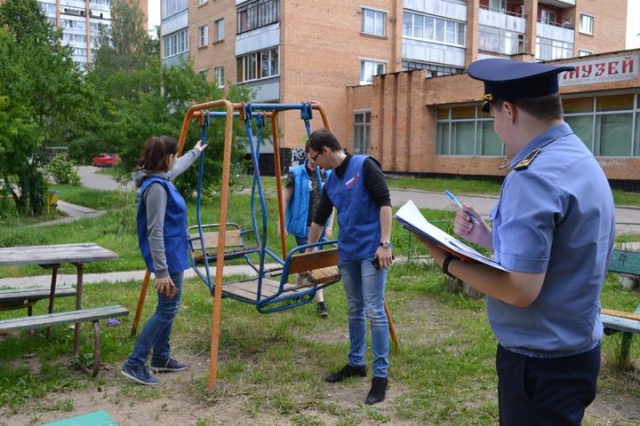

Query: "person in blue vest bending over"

xmin=281 ymin=145 xmax=335 ymax=317
xmin=420 ymin=59 xmax=616 ymax=425
xmin=305 ymin=128 xmax=393 ymax=405
xmin=122 ymin=136 xmax=207 ymax=386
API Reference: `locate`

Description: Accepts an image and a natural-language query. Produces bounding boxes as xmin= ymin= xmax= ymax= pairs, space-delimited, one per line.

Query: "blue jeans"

xmin=125 ymin=271 xmax=184 ymax=368
xmin=338 ymin=257 xmax=389 ymax=378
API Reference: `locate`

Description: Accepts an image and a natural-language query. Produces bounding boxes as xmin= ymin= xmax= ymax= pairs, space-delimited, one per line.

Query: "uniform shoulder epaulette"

xmin=513 ymin=148 xmax=541 ymax=171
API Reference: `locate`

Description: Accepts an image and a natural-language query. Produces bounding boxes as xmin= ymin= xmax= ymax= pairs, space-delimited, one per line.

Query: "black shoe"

xmin=365 ymin=377 xmax=387 ymax=405
xmin=324 ymin=364 xmax=367 ymax=383
xmin=317 ymin=302 xmax=329 ymax=317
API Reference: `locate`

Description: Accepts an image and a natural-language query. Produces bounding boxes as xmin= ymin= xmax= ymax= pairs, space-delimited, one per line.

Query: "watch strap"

xmin=442 ymin=255 xmax=458 ymax=278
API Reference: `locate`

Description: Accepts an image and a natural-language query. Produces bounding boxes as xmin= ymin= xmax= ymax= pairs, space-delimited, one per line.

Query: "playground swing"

xmin=188 ymin=102 xmax=343 ymax=314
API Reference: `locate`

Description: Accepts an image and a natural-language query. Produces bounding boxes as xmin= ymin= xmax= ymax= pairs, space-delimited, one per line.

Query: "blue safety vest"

xmin=137 ymin=177 xmax=189 ymax=274
xmin=324 ymin=155 xmax=379 ymax=261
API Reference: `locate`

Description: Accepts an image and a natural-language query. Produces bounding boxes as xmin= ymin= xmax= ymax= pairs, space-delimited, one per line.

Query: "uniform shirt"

xmin=488 ymin=122 xmax=616 ymax=357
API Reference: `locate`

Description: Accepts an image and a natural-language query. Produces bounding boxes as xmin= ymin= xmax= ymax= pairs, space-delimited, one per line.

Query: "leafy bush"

xmin=45 ymin=153 xmax=81 ymax=185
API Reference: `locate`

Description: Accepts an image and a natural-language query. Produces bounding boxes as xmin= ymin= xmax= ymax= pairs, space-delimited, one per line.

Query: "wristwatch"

xmin=380 ymin=240 xmax=392 ymax=249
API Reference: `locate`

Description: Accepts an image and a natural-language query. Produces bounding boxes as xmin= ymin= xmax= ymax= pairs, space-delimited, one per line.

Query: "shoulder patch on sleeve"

xmin=514 ymin=148 xmax=541 ymax=171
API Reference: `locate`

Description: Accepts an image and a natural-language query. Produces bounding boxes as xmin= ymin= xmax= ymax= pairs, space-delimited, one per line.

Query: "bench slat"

xmin=602 ymin=314 xmax=640 ymax=335
xmin=0 ymin=305 xmax=129 ymax=332
xmin=0 ymin=286 xmax=77 ymax=306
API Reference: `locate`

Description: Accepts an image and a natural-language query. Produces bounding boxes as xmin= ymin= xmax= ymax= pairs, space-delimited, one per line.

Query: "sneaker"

xmin=121 ymin=364 xmax=159 ymax=386
xmin=324 ymin=364 xmax=367 ymax=383
xmin=150 ymin=357 xmax=187 ymax=373
xmin=317 ymin=302 xmax=329 ymax=317
xmin=365 ymin=377 xmax=388 ymax=405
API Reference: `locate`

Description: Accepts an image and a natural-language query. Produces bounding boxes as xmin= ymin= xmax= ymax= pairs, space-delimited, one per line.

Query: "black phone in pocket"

xmin=372 ymin=256 xmax=394 ymax=270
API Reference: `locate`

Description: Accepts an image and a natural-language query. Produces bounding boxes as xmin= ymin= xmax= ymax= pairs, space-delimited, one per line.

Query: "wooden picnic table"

xmin=0 ymin=243 xmax=119 ymax=353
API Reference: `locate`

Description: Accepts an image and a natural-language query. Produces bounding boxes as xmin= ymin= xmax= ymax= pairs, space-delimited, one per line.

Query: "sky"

xmin=148 ymin=1 xmax=160 ymax=32
xmin=144 ymin=1 xmax=640 ymax=49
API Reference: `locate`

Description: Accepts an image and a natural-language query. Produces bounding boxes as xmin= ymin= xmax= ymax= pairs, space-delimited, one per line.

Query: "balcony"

xmin=538 ymin=0 xmax=575 ymax=8
xmin=537 ymin=20 xmax=574 ymax=43
xmin=479 ymin=7 xmax=525 ymax=33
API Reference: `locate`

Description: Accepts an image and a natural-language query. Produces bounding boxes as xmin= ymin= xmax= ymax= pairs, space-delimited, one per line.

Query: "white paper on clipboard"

xmin=394 ymin=200 xmax=509 ymax=272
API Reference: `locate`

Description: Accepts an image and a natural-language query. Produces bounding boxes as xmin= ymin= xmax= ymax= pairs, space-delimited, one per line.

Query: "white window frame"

xmin=215 ymin=66 xmax=224 ymax=88
xmin=578 ymin=49 xmax=592 ymax=57
xmin=579 ymin=14 xmax=594 ymax=35
xmin=353 ymin=110 xmax=371 ymax=154
xmin=199 ymin=24 xmax=209 ymax=47
xmin=361 ymin=7 xmax=386 ymax=37
xmin=198 ymin=0 xmax=207 ymax=4
xmin=215 ymin=18 xmax=225 ymax=42
xmin=360 ymin=60 xmax=385 ymax=85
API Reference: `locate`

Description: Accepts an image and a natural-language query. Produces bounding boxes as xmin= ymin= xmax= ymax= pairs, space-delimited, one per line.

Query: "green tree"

xmin=91 ymin=0 xmax=155 ymax=79
xmin=0 ymin=0 xmax=86 ymax=216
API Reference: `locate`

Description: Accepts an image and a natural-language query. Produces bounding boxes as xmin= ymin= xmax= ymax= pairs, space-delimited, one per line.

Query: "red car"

xmin=92 ymin=153 xmax=121 ymax=167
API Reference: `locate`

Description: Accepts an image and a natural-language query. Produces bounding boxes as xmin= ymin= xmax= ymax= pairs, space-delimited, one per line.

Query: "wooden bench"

xmin=0 ymin=305 xmax=129 ymax=376
xmin=188 ymin=222 xmax=258 ymax=264
xmin=601 ymin=248 xmax=640 ymax=365
xmin=0 ymin=286 xmax=77 ymax=316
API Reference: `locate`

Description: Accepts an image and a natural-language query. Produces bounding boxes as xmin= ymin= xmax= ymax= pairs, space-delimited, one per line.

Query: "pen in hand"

xmin=444 ymin=190 xmax=480 ymax=225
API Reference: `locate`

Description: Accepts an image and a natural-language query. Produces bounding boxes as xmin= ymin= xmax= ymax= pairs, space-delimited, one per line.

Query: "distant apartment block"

xmin=38 ymin=0 xmax=148 ymax=68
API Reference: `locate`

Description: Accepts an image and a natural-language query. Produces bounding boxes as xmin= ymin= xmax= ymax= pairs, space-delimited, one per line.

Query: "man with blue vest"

xmin=305 ymin=128 xmax=393 ymax=405
xmin=282 ymin=145 xmax=334 ymax=317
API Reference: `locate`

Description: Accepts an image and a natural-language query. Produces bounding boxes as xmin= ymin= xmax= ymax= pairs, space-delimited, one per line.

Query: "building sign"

xmin=559 ymin=54 xmax=639 ymax=86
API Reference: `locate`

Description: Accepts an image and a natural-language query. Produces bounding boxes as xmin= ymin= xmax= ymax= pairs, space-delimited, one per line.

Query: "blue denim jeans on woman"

xmin=338 ymin=257 xmax=389 ymax=378
xmin=124 ymin=271 xmax=184 ymax=368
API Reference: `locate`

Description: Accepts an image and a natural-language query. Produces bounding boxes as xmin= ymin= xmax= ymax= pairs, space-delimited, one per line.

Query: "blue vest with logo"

xmin=137 ymin=177 xmax=189 ymax=274
xmin=324 ymin=155 xmax=379 ymax=261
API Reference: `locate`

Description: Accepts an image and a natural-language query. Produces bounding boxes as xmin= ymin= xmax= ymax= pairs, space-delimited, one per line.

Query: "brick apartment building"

xmin=161 ymin=0 xmax=639 ymax=184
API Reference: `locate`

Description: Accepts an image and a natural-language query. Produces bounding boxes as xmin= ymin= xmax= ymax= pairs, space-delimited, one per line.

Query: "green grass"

xmin=1 ymin=177 xmax=640 ymax=424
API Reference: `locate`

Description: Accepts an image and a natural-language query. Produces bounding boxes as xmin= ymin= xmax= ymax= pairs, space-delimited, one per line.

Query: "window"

xmin=479 ymin=25 xmax=524 ymax=55
xmin=353 ymin=111 xmax=371 ymax=154
xmin=163 ymin=29 xmax=189 ymax=58
xmin=579 ymin=14 xmax=594 ymax=35
xmin=489 ymin=0 xmax=506 ymax=12
xmin=536 ymin=37 xmax=573 ymax=60
xmin=403 ymin=12 xmax=465 ymax=47
xmin=236 ymin=47 xmax=279 ymax=82
xmin=199 ymin=69 xmax=208 ymax=80
xmin=540 ymin=9 xmax=557 ymax=25
xmin=237 ymin=0 xmax=280 ymax=34
xmin=199 ymin=0 xmax=207 ymax=4
xmin=578 ymin=49 xmax=592 ymax=57
xmin=563 ymin=94 xmax=640 ymax=157
xmin=360 ymin=60 xmax=385 ymax=85
xmin=436 ymin=105 xmax=503 ymax=156
xmin=199 ymin=25 xmax=209 ymax=47
xmin=215 ymin=18 xmax=225 ymax=42
xmin=215 ymin=66 xmax=225 ymax=88
xmin=362 ymin=8 xmax=386 ymax=37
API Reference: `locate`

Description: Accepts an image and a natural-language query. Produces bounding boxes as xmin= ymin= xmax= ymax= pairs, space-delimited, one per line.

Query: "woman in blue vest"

xmin=122 ymin=136 xmax=206 ymax=386
xmin=305 ymin=128 xmax=393 ymax=405
xmin=282 ymin=146 xmax=334 ymax=317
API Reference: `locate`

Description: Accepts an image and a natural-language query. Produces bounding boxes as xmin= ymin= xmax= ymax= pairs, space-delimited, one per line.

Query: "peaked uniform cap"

xmin=466 ymin=59 xmax=575 ymax=112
